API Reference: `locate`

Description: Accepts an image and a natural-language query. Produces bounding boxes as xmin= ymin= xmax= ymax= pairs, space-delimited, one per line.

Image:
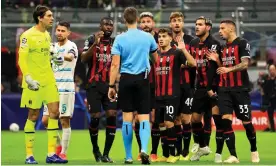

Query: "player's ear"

xmin=169 ymin=22 xmax=172 ymax=28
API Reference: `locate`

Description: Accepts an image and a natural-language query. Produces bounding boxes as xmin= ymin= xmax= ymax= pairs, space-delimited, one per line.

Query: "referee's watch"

xmin=109 ymin=84 xmax=115 ymax=88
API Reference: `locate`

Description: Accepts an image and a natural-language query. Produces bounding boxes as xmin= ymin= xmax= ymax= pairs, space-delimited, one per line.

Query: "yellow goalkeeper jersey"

xmin=18 ymin=26 xmax=56 ymax=88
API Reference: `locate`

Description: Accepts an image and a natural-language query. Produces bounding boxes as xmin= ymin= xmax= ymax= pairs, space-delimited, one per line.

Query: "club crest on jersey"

xmin=166 ymin=56 xmax=170 ymax=62
xmin=211 ymin=45 xmax=217 ymax=51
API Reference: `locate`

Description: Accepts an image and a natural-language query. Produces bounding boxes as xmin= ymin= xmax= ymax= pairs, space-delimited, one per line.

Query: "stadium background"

xmin=2 ymin=0 xmax=276 ymax=132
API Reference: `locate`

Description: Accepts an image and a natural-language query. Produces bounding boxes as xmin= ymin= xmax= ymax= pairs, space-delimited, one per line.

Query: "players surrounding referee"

xmin=18 ymin=5 xmax=260 ymax=165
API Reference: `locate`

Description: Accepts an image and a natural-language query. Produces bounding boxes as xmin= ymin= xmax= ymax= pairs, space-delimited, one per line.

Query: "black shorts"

xmin=178 ymin=87 xmax=194 ymax=115
xmin=218 ymin=88 xmax=251 ymax=121
xmin=86 ymin=83 xmax=117 ymax=113
xmin=118 ymin=73 xmax=150 ymax=114
xmin=191 ymin=88 xmax=217 ymax=114
xmin=155 ymin=98 xmax=180 ymax=123
xmin=150 ymin=86 xmax=156 ymax=109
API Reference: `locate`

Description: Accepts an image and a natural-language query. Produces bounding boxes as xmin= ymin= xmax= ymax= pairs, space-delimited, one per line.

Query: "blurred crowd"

xmin=3 ymin=0 xmax=167 ymax=10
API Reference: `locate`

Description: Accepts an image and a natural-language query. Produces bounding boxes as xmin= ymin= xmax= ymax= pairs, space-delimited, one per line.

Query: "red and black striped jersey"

xmin=155 ymin=48 xmax=186 ymax=100
xmin=82 ymin=35 xmax=114 ymax=85
xmin=218 ymin=37 xmax=251 ymax=89
xmin=171 ymin=34 xmax=195 ymax=89
xmin=189 ymin=35 xmax=220 ymax=89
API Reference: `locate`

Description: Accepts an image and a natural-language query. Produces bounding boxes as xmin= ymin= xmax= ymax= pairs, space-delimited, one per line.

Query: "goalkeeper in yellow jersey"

xmin=18 ymin=5 xmax=67 ymax=164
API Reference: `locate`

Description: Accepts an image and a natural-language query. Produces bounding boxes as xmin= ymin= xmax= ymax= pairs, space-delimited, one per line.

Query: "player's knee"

xmin=164 ymin=121 xmax=174 ymax=128
xmin=60 ymin=117 xmax=70 ymax=128
xmin=91 ymin=112 xmax=101 ymax=118
xmin=159 ymin=123 xmax=165 ymax=128
xmin=212 ymin=105 xmax=220 ymax=115
xmin=222 ymin=114 xmax=232 ymax=120
xmin=49 ymin=111 xmax=60 ymax=119
xmin=106 ymin=110 xmax=117 ymax=118
xmin=28 ymin=109 xmax=40 ymax=121
xmin=191 ymin=114 xmax=202 ymax=123
xmin=41 ymin=116 xmax=49 ymax=128
xmin=174 ymin=118 xmax=182 ymax=125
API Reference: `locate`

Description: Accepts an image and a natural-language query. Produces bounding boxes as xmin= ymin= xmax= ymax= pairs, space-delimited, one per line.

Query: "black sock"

xmin=213 ymin=115 xmax=224 ymax=154
xmin=167 ymin=126 xmax=176 ymax=156
xmin=151 ymin=122 xmax=160 ymax=154
xmin=192 ymin=122 xmax=205 ymax=148
xmin=204 ymin=113 xmax=212 ymax=146
xmin=182 ymin=123 xmax=191 ymax=157
xmin=175 ymin=125 xmax=182 ymax=156
xmin=103 ymin=116 xmax=116 ymax=156
xmin=135 ymin=122 xmax=141 ymax=152
xmin=89 ymin=117 xmax=100 ymax=152
xmin=223 ymin=119 xmax=237 ymax=158
xmin=160 ymin=127 xmax=169 ymax=157
xmin=243 ymin=123 xmax=257 ymax=152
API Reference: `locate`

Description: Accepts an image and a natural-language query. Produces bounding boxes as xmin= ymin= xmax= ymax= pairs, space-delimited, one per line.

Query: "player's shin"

xmin=203 ymin=112 xmax=212 ymax=146
xmin=24 ymin=119 xmax=36 ymax=158
xmin=88 ymin=117 xmax=100 ymax=152
xmin=122 ymin=122 xmax=133 ymax=160
xmin=222 ymin=118 xmax=237 ymax=158
xmin=61 ymin=127 xmax=71 ymax=155
xmin=182 ymin=123 xmax=191 ymax=156
xmin=213 ymin=115 xmax=224 ymax=154
xmin=139 ymin=120 xmax=151 ymax=153
xmin=151 ymin=122 xmax=160 ymax=155
xmin=160 ymin=126 xmax=169 ymax=158
xmin=134 ymin=122 xmax=142 ymax=152
xmin=47 ymin=118 xmax=59 ymax=156
xmin=191 ymin=122 xmax=205 ymax=148
xmin=175 ymin=123 xmax=182 ymax=156
xmin=243 ymin=122 xmax=257 ymax=152
xmin=103 ymin=116 xmax=117 ymax=156
xmin=166 ymin=122 xmax=176 ymax=156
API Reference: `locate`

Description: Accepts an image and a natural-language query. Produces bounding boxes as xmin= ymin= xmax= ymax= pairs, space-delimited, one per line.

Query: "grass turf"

xmin=2 ymin=130 xmax=276 ymax=165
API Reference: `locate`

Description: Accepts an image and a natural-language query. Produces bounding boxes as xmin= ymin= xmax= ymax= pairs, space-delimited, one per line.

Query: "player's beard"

xmin=57 ymin=37 xmax=66 ymax=42
xmin=104 ymin=31 xmax=112 ymax=38
xmin=196 ymin=31 xmax=207 ymax=38
xmin=142 ymin=26 xmax=153 ymax=33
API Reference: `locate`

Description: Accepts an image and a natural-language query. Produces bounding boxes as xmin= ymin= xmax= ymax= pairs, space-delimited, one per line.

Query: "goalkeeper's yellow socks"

xmin=24 ymin=119 xmax=36 ymax=158
xmin=47 ymin=118 xmax=59 ymax=156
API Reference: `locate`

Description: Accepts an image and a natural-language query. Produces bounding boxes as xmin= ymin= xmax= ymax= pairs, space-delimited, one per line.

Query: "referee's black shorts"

xmin=118 ymin=72 xmax=150 ymax=114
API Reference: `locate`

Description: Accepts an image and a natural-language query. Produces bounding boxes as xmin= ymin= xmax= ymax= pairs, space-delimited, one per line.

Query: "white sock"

xmin=61 ymin=128 xmax=71 ymax=154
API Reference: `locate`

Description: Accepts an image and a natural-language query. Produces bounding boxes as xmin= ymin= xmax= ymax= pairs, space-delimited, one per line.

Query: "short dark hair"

xmin=196 ymin=16 xmax=212 ymax=27
xmin=57 ymin=21 xmax=70 ymax=30
xmin=123 ymin=7 xmax=138 ymax=24
xmin=158 ymin=28 xmax=172 ymax=37
xmin=33 ymin=5 xmax=50 ymax=24
xmin=220 ymin=19 xmax=236 ymax=28
xmin=100 ymin=17 xmax=114 ymax=25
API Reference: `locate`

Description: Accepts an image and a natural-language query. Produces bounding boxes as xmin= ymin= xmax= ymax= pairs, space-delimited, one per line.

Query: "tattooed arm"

xmin=230 ymin=57 xmax=249 ymax=72
xmin=217 ymin=58 xmax=249 ymax=74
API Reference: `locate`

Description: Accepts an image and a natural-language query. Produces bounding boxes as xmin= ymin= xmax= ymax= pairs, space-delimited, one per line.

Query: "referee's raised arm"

xmin=108 ymin=7 xmax=158 ymax=164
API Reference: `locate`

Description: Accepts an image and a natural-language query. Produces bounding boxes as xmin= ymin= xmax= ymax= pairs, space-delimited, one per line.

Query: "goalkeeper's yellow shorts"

xmin=20 ymin=83 xmax=59 ymax=109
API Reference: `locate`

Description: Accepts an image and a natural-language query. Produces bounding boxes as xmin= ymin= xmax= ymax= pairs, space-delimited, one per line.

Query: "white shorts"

xmin=43 ymin=93 xmax=75 ymax=118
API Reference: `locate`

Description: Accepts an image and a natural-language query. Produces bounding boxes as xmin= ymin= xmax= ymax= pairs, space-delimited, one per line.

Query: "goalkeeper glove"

xmin=25 ymin=74 xmax=40 ymax=91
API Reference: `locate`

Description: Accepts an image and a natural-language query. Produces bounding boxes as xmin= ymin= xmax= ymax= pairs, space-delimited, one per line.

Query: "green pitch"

xmin=2 ymin=130 xmax=276 ymax=165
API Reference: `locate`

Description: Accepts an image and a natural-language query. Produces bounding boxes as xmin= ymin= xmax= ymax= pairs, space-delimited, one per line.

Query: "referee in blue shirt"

xmin=108 ymin=7 xmax=158 ymax=164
